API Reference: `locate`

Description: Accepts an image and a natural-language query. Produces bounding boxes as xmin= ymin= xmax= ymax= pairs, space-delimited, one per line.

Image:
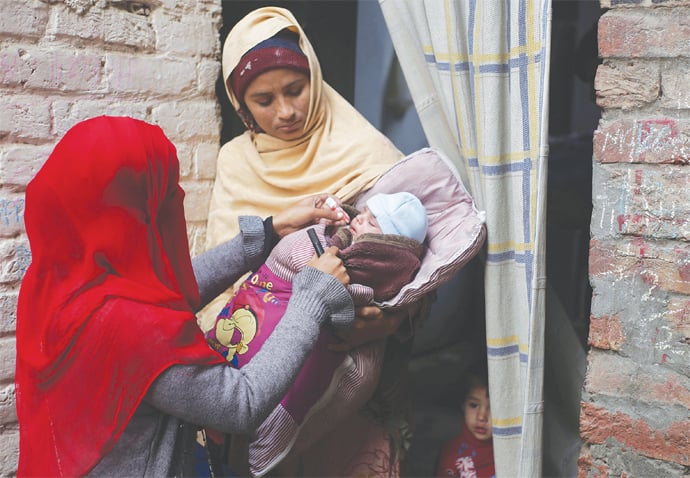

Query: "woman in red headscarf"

xmin=15 ymin=115 xmax=353 ymax=477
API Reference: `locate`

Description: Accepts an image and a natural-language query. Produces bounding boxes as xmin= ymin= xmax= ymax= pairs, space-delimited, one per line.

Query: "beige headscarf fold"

xmin=200 ymin=7 xmax=402 ymax=328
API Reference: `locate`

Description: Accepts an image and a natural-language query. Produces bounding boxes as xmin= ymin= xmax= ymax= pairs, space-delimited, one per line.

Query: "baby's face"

xmin=349 ymin=207 xmax=383 ymax=239
xmin=463 ymin=385 xmax=492 ymax=441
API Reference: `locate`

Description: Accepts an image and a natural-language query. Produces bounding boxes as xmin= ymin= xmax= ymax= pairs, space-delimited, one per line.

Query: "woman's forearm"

xmin=146 ymin=267 xmax=354 ymax=434
xmin=191 ymin=216 xmax=265 ymax=310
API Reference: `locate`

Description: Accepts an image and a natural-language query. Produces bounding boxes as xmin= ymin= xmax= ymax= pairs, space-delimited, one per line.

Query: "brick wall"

xmin=0 ymin=0 xmax=222 ymax=474
xmin=580 ymin=1 xmax=690 ymax=476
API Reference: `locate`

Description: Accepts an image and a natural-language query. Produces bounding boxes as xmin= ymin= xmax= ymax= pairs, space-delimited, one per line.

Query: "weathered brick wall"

xmin=580 ymin=1 xmax=690 ymax=476
xmin=0 ymin=0 xmax=222 ymax=474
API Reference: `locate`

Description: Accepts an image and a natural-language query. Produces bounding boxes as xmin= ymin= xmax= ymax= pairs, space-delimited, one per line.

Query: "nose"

xmin=477 ymin=406 xmax=489 ymax=422
xmin=275 ymin=96 xmax=295 ymax=120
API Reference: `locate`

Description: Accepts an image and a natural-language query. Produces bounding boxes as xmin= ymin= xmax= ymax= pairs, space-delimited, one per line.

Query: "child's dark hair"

xmin=462 ymin=365 xmax=489 ymax=402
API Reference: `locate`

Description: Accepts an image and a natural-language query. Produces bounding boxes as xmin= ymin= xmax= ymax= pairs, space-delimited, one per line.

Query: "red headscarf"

xmin=15 ymin=116 xmax=223 ymax=477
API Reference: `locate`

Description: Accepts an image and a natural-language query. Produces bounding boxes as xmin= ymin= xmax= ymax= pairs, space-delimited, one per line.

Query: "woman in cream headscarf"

xmin=203 ymin=6 xmax=403 ymax=332
xmin=203 ymin=6 xmax=421 ymax=477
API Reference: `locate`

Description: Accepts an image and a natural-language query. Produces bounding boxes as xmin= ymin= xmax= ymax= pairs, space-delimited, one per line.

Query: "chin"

xmin=272 ymin=124 xmax=305 ymax=141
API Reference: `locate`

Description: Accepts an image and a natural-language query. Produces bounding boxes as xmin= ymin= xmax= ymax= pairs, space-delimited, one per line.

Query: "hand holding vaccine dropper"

xmin=325 ymin=196 xmax=350 ymax=224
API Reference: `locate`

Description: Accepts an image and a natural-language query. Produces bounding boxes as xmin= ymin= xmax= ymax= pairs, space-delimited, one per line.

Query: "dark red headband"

xmin=229 ymin=35 xmax=310 ymax=102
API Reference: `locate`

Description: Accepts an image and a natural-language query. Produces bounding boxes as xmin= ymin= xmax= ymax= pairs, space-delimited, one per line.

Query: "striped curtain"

xmin=378 ymin=0 xmax=551 ymax=476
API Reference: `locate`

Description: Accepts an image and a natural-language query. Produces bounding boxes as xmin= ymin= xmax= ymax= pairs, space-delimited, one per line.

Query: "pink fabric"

xmin=206 ymin=264 xmax=350 ymax=423
xmin=249 ymin=341 xmax=384 ymax=475
xmin=355 ymin=147 xmax=486 ymax=308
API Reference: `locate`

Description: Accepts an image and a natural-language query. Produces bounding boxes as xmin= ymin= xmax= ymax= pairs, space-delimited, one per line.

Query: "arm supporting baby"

xmin=147 ymin=197 xmax=350 ymax=435
xmin=146 ymin=266 xmax=351 ymax=434
xmin=329 ymin=301 xmax=422 ymax=352
xmin=193 ymin=195 xmax=343 ymax=309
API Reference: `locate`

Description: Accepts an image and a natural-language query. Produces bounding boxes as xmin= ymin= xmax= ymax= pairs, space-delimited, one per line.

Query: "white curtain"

xmin=378 ymin=0 xmax=551 ymax=476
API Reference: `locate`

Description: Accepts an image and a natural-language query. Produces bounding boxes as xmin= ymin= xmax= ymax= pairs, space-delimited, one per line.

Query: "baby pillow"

xmin=355 ymin=147 xmax=486 ymax=308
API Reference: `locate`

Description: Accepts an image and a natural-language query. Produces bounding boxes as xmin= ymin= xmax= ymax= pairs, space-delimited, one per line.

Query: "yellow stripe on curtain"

xmin=379 ymin=0 xmax=551 ymax=476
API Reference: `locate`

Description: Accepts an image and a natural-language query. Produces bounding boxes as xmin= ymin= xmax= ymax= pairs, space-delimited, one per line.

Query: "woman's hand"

xmin=272 ymin=193 xmax=347 ymax=238
xmin=328 ymin=305 xmax=407 ymax=351
xmin=307 ymin=246 xmax=349 ymax=286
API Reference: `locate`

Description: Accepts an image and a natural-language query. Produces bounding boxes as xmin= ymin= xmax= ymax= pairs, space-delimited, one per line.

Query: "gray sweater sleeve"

xmin=192 ymin=215 xmax=265 ymax=309
xmin=147 ymin=266 xmax=354 ymax=435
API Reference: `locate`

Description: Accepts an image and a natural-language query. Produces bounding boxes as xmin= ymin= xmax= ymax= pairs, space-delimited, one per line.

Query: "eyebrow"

xmin=248 ymin=78 xmax=307 ymax=100
xmin=282 ymin=78 xmax=307 ymax=92
xmin=467 ymin=393 xmax=488 ymax=402
xmin=247 ymin=91 xmax=272 ymax=101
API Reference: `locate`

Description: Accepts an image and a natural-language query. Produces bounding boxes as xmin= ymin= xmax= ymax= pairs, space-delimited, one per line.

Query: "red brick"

xmin=599 ymin=9 xmax=690 ymax=58
xmin=590 ymin=239 xmax=690 ymax=295
xmin=592 ymin=160 xmax=690 ymax=240
xmin=615 ymin=167 xmax=690 ymax=239
xmin=641 ymin=245 xmax=690 ymax=295
xmin=594 ymin=119 xmax=690 ymax=165
xmin=644 ymin=375 xmax=690 ymax=409
xmin=589 ymin=314 xmax=625 ymax=350
xmin=577 ymin=446 xmax=593 ymax=478
xmin=584 ymin=352 xmax=631 ymax=395
xmin=595 ymin=61 xmax=659 ymax=110
xmin=586 ymin=353 xmax=690 ymax=408
xmin=589 ymin=239 xmax=637 ymax=278
xmin=580 ymin=402 xmax=690 ymax=465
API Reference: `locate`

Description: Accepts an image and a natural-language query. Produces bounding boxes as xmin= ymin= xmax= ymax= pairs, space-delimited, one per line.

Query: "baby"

xmin=206 ymin=191 xmax=429 ymax=366
xmin=203 ymin=192 xmax=428 ymax=475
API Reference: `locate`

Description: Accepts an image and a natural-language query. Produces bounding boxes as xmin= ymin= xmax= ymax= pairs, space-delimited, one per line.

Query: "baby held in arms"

xmin=203 ymin=192 xmax=428 ymax=473
xmin=206 ymin=191 xmax=429 ymax=365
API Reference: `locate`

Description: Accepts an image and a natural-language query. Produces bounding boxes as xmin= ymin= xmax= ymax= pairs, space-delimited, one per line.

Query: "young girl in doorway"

xmin=436 ymin=368 xmax=496 ymax=478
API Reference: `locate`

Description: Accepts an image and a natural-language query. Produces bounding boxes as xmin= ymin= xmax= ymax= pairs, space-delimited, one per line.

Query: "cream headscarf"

xmin=200 ymin=7 xmax=402 ymax=328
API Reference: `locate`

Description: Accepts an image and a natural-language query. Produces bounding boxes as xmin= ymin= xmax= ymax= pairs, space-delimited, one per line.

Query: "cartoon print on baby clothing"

xmin=211 ymin=306 xmax=258 ymax=367
xmin=205 ymin=264 xmax=294 ymax=369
